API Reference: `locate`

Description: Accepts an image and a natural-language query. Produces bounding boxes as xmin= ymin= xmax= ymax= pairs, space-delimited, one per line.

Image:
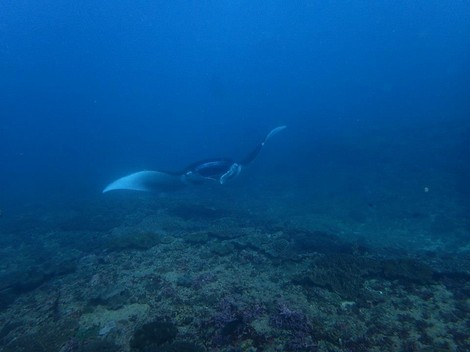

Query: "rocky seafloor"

xmin=0 ymin=190 xmax=469 ymax=352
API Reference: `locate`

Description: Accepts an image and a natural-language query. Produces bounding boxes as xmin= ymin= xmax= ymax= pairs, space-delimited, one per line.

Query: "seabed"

xmin=0 ymin=184 xmax=469 ymax=352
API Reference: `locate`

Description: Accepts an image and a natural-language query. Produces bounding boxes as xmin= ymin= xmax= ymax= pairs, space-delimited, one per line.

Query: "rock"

xmin=89 ymin=287 xmax=131 ymax=310
xmin=99 ymin=320 xmax=116 ymax=336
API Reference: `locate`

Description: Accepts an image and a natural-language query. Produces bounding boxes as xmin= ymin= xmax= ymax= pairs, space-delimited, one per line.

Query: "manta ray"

xmin=103 ymin=125 xmax=286 ymax=193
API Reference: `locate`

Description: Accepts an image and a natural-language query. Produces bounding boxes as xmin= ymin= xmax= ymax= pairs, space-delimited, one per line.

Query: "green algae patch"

xmin=381 ymin=258 xmax=435 ymax=285
xmin=293 ymin=254 xmax=376 ymax=300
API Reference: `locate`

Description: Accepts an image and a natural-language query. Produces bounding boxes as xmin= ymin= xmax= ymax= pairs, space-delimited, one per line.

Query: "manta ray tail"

xmin=264 ymin=125 xmax=287 ymax=142
xmin=102 ymin=170 xmax=185 ymax=193
xmin=239 ymin=125 xmax=287 ymax=165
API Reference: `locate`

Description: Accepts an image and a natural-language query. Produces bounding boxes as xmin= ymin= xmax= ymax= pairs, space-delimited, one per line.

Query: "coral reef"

xmin=130 ymin=320 xmax=178 ymax=351
xmin=108 ymin=230 xmax=161 ymax=251
xmin=269 ymin=302 xmax=315 ymax=350
xmin=293 ymin=254 xmax=375 ymax=300
xmin=0 ymin=195 xmax=469 ymax=352
xmin=161 ymin=341 xmax=205 ymax=352
xmin=381 ymin=258 xmax=434 ymax=285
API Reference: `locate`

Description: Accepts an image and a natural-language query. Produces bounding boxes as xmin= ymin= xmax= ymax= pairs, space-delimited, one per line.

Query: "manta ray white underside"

xmin=103 ymin=170 xmax=184 ymax=193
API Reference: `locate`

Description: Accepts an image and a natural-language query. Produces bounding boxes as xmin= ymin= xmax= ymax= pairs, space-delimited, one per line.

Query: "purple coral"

xmin=270 ymin=303 xmax=310 ymax=331
xmin=270 ymin=303 xmax=316 ymax=350
xmin=213 ymin=297 xmax=266 ymax=327
xmin=207 ymin=297 xmax=267 ymax=348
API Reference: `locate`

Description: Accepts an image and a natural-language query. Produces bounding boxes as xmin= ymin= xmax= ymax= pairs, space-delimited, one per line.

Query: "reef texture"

xmin=0 ymin=195 xmax=469 ymax=352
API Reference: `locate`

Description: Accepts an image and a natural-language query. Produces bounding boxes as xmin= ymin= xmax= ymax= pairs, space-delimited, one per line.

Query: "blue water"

xmin=1 ymin=2 xmax=470 ymax=350
xmin=1 ymin=1 xmax=469 ymax=209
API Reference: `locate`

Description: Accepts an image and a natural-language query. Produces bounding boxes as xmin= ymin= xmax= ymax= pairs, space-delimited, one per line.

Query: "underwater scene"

xmin=1 ymin=1 xmax=469 ymax=352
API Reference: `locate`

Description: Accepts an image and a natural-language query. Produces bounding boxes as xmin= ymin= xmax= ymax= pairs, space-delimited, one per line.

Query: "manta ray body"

xmin=103 ymin=125 xmax=286 ymax=193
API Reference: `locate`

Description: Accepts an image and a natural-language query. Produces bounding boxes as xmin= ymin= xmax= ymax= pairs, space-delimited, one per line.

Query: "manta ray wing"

xmin=102 ymin=170 xmax=184 ymax=193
